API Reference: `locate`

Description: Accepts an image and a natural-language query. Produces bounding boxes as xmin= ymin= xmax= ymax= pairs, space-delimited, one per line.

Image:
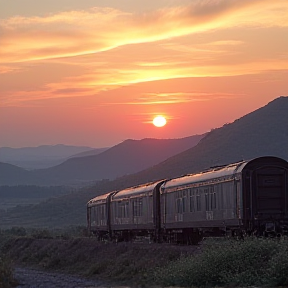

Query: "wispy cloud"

xmin=1 ymin=0 xmax=287 ymax=63
xmin=1 ymin=0 xmax=287 ymax=108
xmin=102 ymin=92 xmax=245 ymax=106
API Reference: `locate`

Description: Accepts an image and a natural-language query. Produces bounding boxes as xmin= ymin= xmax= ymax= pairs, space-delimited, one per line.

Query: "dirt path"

xmin=14 ymin=267 xmax=131 ymax=288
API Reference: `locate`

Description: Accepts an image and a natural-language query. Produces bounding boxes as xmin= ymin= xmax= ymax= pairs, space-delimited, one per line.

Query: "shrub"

xmin=31 ymin=229 xmax=53 ymax=239
xmin=153 ymin=238 xmax=288 ymax=287
xmin=0 ymin=255 xmax=16 ymax=288
xmin=4 ymin=227 xmax=27 ymax=237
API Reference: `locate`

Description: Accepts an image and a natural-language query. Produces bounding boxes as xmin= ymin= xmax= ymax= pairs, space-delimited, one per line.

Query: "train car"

xmin=87 ymin=156 xmax=288 ymax=243
xmin=110 ymin=180 xmax=166 ymax=241
xmin=87 ymin=191 xmax=117 ymax=240
xmin=160 ymin=156 xmax=288 ymax=243
xmin=87 ymin=180 xmax=166 ymax=241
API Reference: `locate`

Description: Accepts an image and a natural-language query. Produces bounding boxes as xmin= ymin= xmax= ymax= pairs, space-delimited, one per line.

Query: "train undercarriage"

xmin=91 ymin=219 xmax=288 ymax=245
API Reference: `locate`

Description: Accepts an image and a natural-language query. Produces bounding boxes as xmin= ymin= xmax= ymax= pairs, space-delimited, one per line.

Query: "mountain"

xmin=0 ymin=135 xmax=205 ymax=186
xmin=68 ymin=147 xmax=109 ymax=158
xmin=126 ymin=96 xmax=288 ymax=183
xmin=0 ymin=163 xmax=33 ymax=185
xmin=30 ymin=134 xmax=206 ymax=185
xmin=1 ymin=96 xmax=288 ymax=229
xmin=0 ymin=144 xmax=97 ymax=169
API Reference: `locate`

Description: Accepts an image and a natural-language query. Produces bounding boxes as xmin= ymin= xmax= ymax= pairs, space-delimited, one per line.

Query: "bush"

xmin=31 ymin=229 xmax=53 ymax=239
xmin=154 ymin=238 xmax=288 ymax=287
xmin=3 ymin=227 xmax=27 ymax=237
xmin=0 ymin=255 xmax=16 ymax=288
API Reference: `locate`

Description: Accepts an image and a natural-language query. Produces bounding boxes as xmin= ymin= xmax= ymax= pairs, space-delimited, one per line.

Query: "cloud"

xmin=100 ymin=91 xmax=245 ymax=106
xmin=1 ymin=0 xmax=287 ymax=107
xmin=1 ymin=0 xmax=287 ymax=63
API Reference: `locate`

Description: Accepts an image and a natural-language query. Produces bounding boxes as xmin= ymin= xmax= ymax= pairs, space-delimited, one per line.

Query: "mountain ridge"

xmin=0 ymin=134 xmax=206 ymax=185
xmin=0 ymin=144 xmax=99 ymax=169
xmin=126 ymin=96 xmax=288 ymax=183
xmin=1 ymin=96 xmax=288 ymax=228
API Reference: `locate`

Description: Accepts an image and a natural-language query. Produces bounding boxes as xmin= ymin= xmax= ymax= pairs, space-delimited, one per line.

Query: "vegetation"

xmin=0 ymin=254 xmax=16 ymax=288
xmin=154 ymin=238 xmax=288 ymax=287
xmin=0 ymin=185 xmax=74 ymax=199
xmin=1 ymin=228 xmax=288 ymax=287
xmin=0 ymin=179 xmax=139 ymax=229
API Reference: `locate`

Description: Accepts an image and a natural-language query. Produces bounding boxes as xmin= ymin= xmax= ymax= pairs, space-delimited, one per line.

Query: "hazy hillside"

xmin=0 ymin=135 xmax=205 ymax=186
xmin=1 ymin=96 xmax=288 ymax=228
xmin=131 ymin=96 xmax=288 ymax=182
xmin=0 ymin=144 xmax=96 ymax=169
xmin=0 ymin=163 xmax=33 ymax=185
xmin=68 ymin=147 xmax=109 ymax=158
xmin=0 ymin=185 xmax=73 ymax=211
xmin=32 ymin=134 xmax=205 ymax=185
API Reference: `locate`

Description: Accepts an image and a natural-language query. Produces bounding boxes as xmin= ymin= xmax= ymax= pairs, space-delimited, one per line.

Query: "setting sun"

xmin=153 ymin=116 xmax=167 ymax=127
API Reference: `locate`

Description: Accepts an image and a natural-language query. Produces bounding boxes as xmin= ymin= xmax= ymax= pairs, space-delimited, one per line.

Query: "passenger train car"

xmin=87 ymin=156 xmax=288 ymax=243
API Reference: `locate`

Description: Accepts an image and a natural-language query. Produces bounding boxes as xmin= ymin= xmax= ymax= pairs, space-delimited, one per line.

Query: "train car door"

xmin=253 ymin=167 xmax=287 ymax=217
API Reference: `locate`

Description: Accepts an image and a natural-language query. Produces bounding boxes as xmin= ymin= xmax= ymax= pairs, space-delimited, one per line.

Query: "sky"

xmin=1 ymin=0 xmax=288 ymax=148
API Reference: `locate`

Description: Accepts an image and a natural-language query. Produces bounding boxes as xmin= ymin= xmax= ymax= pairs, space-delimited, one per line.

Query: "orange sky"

xmin=1 ymin=0 xmax=288 ymax=148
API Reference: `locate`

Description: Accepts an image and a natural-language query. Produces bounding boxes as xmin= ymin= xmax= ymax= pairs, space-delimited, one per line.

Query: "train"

xmin=87 ymin=156 xmax=288 ymax=244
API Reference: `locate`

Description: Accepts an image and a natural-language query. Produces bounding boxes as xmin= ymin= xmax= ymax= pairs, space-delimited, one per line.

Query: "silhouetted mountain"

xmin=0 ymin=144 xmax=96 ymax=169
xmin=32 ymin=135 xmax=206 ymax=185
xmin=68 ymin=147 xmax=109 ymax=158
xmin=126 ymin=96 xmax=288 ymax=183
xmin=0 ymin=162 xmax=33 ymax=185
xmin=1 ymin=96 xmax=288 ymax=228
xmin=0 ymin=135 xmax=205 ymax=186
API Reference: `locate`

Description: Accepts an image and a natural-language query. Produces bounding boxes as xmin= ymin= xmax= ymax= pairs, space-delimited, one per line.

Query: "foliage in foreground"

xmin=1 ymin=229 xmax=288 ymax=287
xmin=0 ymin=255 xmax=16 ymax=288
xmin=153 ymin=238 xmax=288 ymax=287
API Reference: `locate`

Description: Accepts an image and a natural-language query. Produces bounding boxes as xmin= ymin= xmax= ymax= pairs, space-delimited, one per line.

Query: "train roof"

xmin=162 ymin=160 xmax=247 ymax=190
xmin=87 ymin=192 xmax=113 ymax=207
xmin=112 ymin=180 xmax=165 ymax=200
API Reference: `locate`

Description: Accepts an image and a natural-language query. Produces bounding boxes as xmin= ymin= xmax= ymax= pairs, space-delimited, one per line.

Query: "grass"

xmin=1 ymin=228 xmax=288 ymax=287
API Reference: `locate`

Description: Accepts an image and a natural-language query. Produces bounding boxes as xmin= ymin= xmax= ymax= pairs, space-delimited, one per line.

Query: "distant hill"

xmin=1 ymin=96 xmax=288 ymax=229
xmin=68 ymin=147 xmax=109 ymax=158
xmin=0 ymin=163 xmax=32 ymax=185
xmin=0 ymin=135 xmax=205 ymax=186
xmin=0 ymin=144 xmax=97 ymax=169
xmin=130 ymin=95 xmax=288 ymax=183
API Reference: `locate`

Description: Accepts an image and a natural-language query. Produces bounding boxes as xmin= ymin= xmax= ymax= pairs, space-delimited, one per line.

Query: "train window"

xmin=209 ymin=186 xmax=216 ymax=210
xmin=176 ymin=198 xmax=181 ymax=214
xmin=196 ymin=189 xmax=201 ymax=211
xmin=205 ymin=188 xmax=210 ymax=211
xmin=182 ymin=197 xmax=186 ymax=213
xmin=117 ymin=203 xmax=121 ymax=218
xmin=124 ymin=202 xmax=129 ymax=218
xmin=118 ymin=201 xmax=129 ymax=218
xmin=133 ymin=198 xmax=143 ymax=217
xmin=190 ymin=190 xmax=195 ymax=212
xmin=92 ymin=207 xmax=97 ymax=225
xmin=204 ymin=187 xmax=217 ymax=211
xmin=176 ymin=190 xmax=184 ymax=198
xmin=176 ymin=190 xmax=187 ymax=214
xmin=100 ymin=204 xmax=106 ymax=220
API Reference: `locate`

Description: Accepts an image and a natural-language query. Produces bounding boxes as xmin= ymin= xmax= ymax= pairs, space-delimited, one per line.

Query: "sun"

xmin=153 ymin=115 xmax=167 ymax=127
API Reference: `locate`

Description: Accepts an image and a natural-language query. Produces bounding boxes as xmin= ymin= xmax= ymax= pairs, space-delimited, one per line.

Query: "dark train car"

xmin=160 ymin=156 xmax=288 ymax=243
xmin=87 ymin=191 xmax=116 ymax=240
xmin=87 ymin=156 xmax=288 ymax=243
xmin=241 ymin=156 xmax=288 ymax=236
xmin=87 ymin=180 xmax=166 ymax=241
xmin=110 ymin=180 xmax=165 ymax=241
